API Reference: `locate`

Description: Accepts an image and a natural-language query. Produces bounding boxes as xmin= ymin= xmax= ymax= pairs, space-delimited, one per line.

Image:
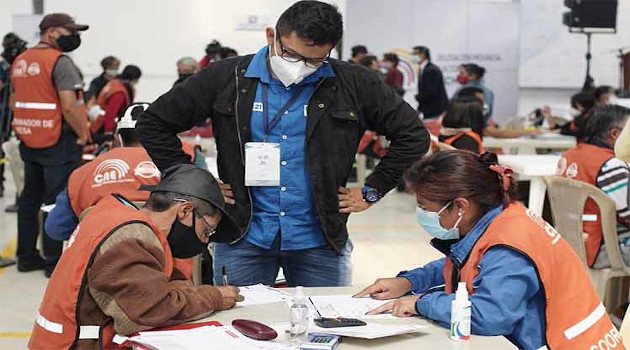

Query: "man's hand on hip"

xmin=338 ymin=187 xmax=371 ymax=214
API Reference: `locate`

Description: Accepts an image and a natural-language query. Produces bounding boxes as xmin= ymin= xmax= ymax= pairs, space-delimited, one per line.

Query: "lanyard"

xmin=261 ymin=84 xmax=306 ymax=142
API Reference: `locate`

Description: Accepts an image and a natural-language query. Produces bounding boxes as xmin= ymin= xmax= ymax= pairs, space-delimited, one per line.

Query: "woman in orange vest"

xmin=438 ymin=97 xmax=485 ymax=154
xmin=90 ymin=65 xmax=141 ymax=136
xmin=356 ymin=151 xmax=622 ymax=350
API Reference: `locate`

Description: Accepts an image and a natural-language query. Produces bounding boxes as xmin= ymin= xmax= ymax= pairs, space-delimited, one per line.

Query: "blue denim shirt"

xmin=244 ymin=46 xmax=336 ymax=251
xmin=400 ymin=206 xmax=546 ymax=350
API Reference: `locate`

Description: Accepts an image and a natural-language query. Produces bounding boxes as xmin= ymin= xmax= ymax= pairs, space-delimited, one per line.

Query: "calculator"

xmin=314 ymin=317 xmax=367 ymax=328
xmin=300 ymin=333 xmax=341 ymax=350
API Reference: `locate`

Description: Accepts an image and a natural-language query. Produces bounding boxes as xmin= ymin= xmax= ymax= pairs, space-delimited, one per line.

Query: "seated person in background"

xmin=90 ymin=65 xmax=142 ymax=137
xmin=29 ymin=164 xmax=244 ymax=349
xmin=438 ymin=97 xmax=485 ymax=154
xmin=457 ymin=87 xmax=540 ymax=139
xmin=559 ymin=91 xmax=597 ymax=141
xmin=594 ymin=85 xmax=616 ymax=106
xmin=45 ymin=103 xmax=205 ymax=242
xmin=359 ymin=54 xmax=379 ymax=73
xmin=382 ymin=53 xmax=404 ymax=96
xmin=357 ymin=151 xmax=620 ymax=350
xmin=616 ymin=117 xmax=630 ymax=163
xmin=558 ymin=105 xmax=630 ymax=268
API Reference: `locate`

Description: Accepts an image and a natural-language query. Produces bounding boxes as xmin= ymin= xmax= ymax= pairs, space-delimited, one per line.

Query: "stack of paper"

xmin=127 ymin=326 xmax=297 ymax=350
xmin=308 ymin=322 xmax=430 ymax=340
xmin=306 ymin=295 xmax=393 ymax=319
xmin=237 ymin=284 xmax=292 ymax=307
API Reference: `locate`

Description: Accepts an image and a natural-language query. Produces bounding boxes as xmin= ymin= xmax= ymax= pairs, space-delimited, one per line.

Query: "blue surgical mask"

xmin=416 ymin=202 xmax=463 ymax=240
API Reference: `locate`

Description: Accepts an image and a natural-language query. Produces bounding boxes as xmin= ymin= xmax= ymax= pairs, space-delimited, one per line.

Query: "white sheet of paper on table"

xmin=306 ymin=295 xmax=395 ymax=319
xmin=236 ymin=284 xmax=292 ymax=307
xmin=129 ymin=326 xmax=297 ymax=350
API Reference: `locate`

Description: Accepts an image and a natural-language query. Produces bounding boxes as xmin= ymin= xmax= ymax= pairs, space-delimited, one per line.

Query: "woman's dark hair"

xmin=205 ymin=40 xmax=222 ymax=56
xmin=351 ymin=45 xmax=367 ymax=58
xmin=404 ymin=151 xmax=518 ymax=214
xmin=276 ymin=0 xmax=343 ymax=46
xmin=359 ymin=55 xmax=378 ymax=68
xmin=100 ymin=56 xmax=119 ymax=70
xmin=585 ymin=105 xmax=630 ymax=141
xmin=219 ymin=47 xmax=238 ymax=60
xmin=570 ymin=91 xmax=596 ymax=111
xmin=456 ymin=87 xmax=485 ymax=105
xmin=120 ymin=65 xmax=142 ymax=81
xmin=383 ymin=53 xmax=399 ymax=67
xmin=413 ymin=46 xmax=431 ymax=61
xmin=442 ymin=98 xmax=486 ymax=137
xmin=462 ymin=63 xmax=486 ymax=79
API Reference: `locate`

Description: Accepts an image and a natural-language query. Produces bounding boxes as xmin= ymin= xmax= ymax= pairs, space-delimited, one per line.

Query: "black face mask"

xmin=56 ymin=34 xmax=81 ymax=52
xmin=167 ymin=213 xmax=207 ymax=259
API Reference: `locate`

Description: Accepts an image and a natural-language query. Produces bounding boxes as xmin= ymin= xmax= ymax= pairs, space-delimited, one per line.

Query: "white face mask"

xmin=105 ymin=69 xmax=118 ymax=77
xmin=268 ymin=30 xmax=318 ymax=87
xmin=409 ymin=55 xmax=421 ymax=64
xmin=569 ymin=108 xmax=582 ymax=117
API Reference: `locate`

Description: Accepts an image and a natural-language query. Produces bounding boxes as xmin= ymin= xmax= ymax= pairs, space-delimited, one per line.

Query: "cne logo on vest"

xmin=526 ymin=209 xmax=561 ymax=245
xmin=12 ymin=59 xmax=28 ymax=77
xmin=92 ymin=159 xmax=133 ymax=188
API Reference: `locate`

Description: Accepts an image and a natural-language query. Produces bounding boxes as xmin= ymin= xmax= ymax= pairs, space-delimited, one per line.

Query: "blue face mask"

xmin=416 ymin=202 xmax=463 ymax=240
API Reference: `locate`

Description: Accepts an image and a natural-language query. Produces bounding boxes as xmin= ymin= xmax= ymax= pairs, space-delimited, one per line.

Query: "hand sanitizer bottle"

xmin=450 ymin=282 xmax=471 ymax=341
xmin=290 ymin=286 xmax=309 ymax=344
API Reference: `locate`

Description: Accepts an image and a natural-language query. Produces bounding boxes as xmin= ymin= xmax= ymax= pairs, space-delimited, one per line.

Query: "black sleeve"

xmin=360 ymin=71 xmax=430 ymax=194
xmin=136 ymin=64 xmax=222 ymax=171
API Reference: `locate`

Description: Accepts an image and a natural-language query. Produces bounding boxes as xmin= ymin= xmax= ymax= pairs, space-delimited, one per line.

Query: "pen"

xmin=222 ymin=266 xmax=228 ymax=286
xmin=308 ymin=297 xmax=322 ymax=317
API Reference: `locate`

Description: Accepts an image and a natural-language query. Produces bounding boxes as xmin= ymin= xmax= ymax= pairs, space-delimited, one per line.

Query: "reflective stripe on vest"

xmin=14 ymin=102 xmax=57 ymax=110
xmin=36 ymin=313 xmax=63 ymax=334
xmin=78 ymin=326 xmax=100 ymax=340
xmin=564 ymin=303 xmax=606 ymax=340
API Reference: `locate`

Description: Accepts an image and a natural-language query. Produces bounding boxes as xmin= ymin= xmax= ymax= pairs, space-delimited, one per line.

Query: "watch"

xmin=361 ymin=186 xmax=382 ymax=204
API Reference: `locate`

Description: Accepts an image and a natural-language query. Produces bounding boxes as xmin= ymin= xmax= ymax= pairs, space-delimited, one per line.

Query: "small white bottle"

xmin=290 ymin=286 xmax=309 ymax=344
xmin=450 ymin=282 xmax=471 ymax=341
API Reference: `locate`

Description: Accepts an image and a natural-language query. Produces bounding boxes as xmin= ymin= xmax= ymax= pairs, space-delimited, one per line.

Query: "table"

xmin=484 ymin=134 xmax=576 ymax=155
xmin=498 ymin=155 xmax=560 ymax=216
xmin=195 ymin=287 xmax=515 ymax=349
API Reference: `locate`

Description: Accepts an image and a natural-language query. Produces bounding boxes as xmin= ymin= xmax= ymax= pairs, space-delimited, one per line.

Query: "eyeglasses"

xmin=277 ymin=38 xmax=329 ymax=69
xmin=172 ymin=198 xmax=217 ymax=239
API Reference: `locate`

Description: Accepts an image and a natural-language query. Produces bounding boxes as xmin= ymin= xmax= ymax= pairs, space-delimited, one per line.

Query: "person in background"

xmin=594 ymin=85 xmax=615 ymax=106
xmin=383 ymin=53 xmax=404 ymax=96
xmin=359 ymin=54 xmax=379 ymax=72
xmin=349 ymin=45 xmax=367 ymax=64
xmin=560 ymin=91 xmax=597 ymax=141
xmin=219 ymin=47 xmax=238 ymax=60
xmin=85 ymin=56 xmax=120 ymax=105
xmin=199 ymin=39 xmax=221 ymax=69
xmin=615 ymin=117 xmax=630 ymax=163
xmin=29 ymin=164 xmax=244 ymax=349
xmin=358 ymin=151 xmax=620 ymax=350
xmin=558 ymin=105 xmax=630 ymax=269
xmin=455 ymin=63 xmax=495 ymax=118
xmin=0 ymin=32 xmax=27 ymax=267
xmin=438 ymin=97 xmax=485 ymax=154
xmin=174 ymin=56 xmax=199 ymax=86
xmin=411 ymin=46 xmax=448 ymax=119
xmin=10 ymin=13 xmax=90 ymax=277
xmin=137 ymin=0 xmax=429 ymax=288
xmin=91 ymin=65 xmax=141 ymax=136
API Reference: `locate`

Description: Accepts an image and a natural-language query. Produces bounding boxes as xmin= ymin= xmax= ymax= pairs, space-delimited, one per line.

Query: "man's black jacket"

xmin=137 ymin=55 xmax=429 ymax=253
xmin=416 ymin=62 xmax=448 ymax=118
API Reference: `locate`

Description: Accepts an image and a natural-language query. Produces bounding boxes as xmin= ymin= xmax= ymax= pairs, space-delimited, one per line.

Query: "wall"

xmin=19 ymin=0 xmax=345 ymax=102
xmin=343 ymin=0 xmax=520 ymax=123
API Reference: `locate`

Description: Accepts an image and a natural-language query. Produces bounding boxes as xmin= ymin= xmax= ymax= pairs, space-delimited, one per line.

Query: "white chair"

xmin=2 ymin=139 xmax=24 ymax=195
xmin=544 ymin=176 xmax=630 ymax=310
xmin=619 ymin=304 xmax=630 ymax=347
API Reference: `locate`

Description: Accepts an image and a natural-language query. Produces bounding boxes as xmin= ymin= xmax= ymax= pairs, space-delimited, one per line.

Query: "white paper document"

xmin=308 ymin=322 xmax=430 ymax=339
xmin=307 ymin=295 xmax=393 ymax=319
xmin=128 ymin=326 xmax=296 ymax=350
xmin=237 ymin=284 xmax=292 ymax=307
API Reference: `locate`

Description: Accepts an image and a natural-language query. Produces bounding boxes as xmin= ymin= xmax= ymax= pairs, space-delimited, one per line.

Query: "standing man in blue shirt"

xmin=137 ymin=0 xmax=430 ymax=287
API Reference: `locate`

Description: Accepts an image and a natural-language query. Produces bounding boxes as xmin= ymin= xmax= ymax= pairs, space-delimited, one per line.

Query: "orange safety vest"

xmin=181 ymin=140 xmax=201 ymax=162
xmin=443 ymin=131 xmax=485 ymax=154
xmin=443 ymin=204 xmax=623 ymax=350
xmin=29 ymin=195 xmax=174 ymax=350
xmin=10 ymin=47 xmax=65 ymax=148
xmin=92 ymin=79 xmax=130 ymax=133
xmin=558 ymin=143 xmax=615 ymax=267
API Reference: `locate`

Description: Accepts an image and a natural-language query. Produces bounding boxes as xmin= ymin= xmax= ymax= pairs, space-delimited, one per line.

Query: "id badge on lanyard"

xmin=245 ymin=84 xmax=305 ymax=187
